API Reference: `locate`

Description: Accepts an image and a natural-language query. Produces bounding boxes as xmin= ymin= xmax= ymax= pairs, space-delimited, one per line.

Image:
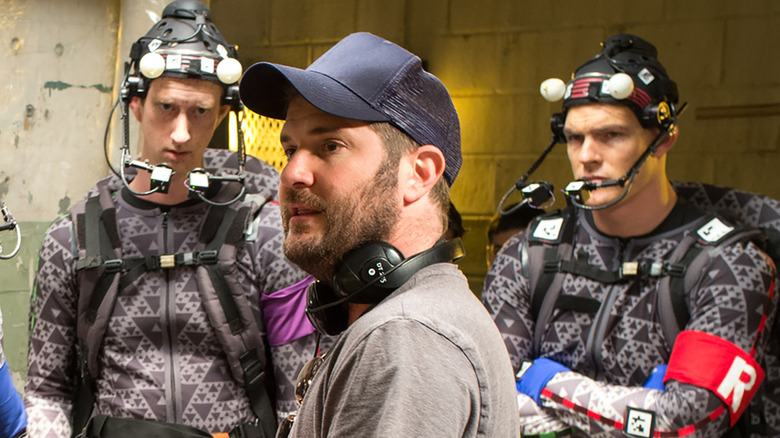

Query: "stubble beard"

xmin=281 ymin=160 xmax=400 ymax=282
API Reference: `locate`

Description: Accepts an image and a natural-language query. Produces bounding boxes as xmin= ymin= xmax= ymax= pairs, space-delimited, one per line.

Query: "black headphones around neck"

xmin=305 ymin=238 xmax=465 ymax=336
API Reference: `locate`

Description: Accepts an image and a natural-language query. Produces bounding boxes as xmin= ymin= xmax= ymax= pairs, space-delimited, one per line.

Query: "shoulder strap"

xmin=194 ymin=202 xmax=276 ymax=438
xmin=526 ymin=208 xmax=578 ymax=356
xmin=657 ymin=215 xmax=764 ymax=347
xmin=71 ymin=187 xmax=123 ymax=437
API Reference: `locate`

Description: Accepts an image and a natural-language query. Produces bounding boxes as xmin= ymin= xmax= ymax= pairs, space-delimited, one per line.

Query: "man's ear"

xmin=129 ymin=96 xmax=144 ymax=122
xmin=402 ymin=145 xmax=446 ymax=204
xmin=653 ymin=125 xmax=678 ymax=157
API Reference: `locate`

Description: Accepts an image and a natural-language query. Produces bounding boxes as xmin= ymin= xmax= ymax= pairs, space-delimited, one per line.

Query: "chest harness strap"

xmin=70 ymin=190 xmax=275 ymax=438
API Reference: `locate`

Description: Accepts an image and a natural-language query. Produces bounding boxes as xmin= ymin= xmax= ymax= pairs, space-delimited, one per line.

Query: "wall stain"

xmin=90 ymin=83 xmax=112 ymax=93
xmin=58 ymin=195 xmax=70 ymax=216
xmin=44 ymin=81 xmax=71 ymax=93
xmin=43 ymin=81 xmax=112 ymax=96
xmin=0 ymin=175 xmax=9 ymax=198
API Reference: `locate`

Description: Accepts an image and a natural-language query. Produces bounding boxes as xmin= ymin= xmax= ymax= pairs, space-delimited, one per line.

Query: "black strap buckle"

xmin=240 ymin=351 xmax=265 ymax=385
xmin=103 ymin=259 xmax=123 ymax=274
xmin=663 ymin=263 xmax=686 ymax=277
xmin=195 ymin=250 xmax=218 ymax=265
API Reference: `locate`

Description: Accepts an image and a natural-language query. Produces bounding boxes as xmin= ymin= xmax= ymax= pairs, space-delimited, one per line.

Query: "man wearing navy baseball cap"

xmin=240 ymin=32 xmax=518 ymax=437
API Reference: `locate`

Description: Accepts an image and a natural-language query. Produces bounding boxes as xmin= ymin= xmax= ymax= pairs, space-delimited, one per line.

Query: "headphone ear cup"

xmin=333 ymin=241 xmax=405 ymax=304
xmin=305 ymin=281 xmax=349 ymax=336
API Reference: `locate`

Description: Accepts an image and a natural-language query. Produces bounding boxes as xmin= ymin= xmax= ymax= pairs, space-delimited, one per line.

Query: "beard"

xmin=281 ymin=159 xmax=400 ymax=282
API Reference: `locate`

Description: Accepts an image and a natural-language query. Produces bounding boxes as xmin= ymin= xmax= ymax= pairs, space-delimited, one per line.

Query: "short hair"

xmin=447 ymin=201 xmax=465 ymax=239
xmin=487 ymin=203 xmax=544 ymax=243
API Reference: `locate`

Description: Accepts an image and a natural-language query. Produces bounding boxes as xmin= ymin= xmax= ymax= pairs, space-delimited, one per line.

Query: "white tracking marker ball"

xmin=217 ymin=58 xmax=243 ymax=84
xmin=139 ymin=52 xmax=166 ymax=79
xmin=605 ymin=73 xmax=634 ymax=99
xmin=540 ymin=78 xmax=566 ymax=102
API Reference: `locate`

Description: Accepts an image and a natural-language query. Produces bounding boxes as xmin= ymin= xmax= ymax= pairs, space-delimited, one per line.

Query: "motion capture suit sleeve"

xmin=24 ymin=215 xmax=79 ymax=438
xmin=482 ymin=232 xmax=535 ymax=371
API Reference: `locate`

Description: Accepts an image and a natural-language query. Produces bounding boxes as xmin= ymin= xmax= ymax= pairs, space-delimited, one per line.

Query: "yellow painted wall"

xmin=212 ymin=0 xmax=780 ymax=295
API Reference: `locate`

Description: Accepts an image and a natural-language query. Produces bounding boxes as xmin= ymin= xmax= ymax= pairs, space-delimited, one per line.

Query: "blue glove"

xmin=515 ymin=358 xmax=570 ymax=406
xmin=642 ymin=364 xmax=667 ymax=391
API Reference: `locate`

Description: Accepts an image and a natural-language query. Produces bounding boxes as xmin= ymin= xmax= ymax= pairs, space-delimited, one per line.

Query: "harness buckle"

xmin=648 ymin=262 xmax=664 ymax=276
xmin=241 ymin=351 xmax=265 ymax=385
xmin=543 ymin=260 xmax=561 ymax=273
xmin=664 ymin=263 xmax=686 ymax=277
xmin=621 ymin=261 xmax=639 ymax=277
xmin=159 ymin=254 xmax=176 ymax=269
xmin=103 ymin=259 xmax=123 ymax=274
xmin=75 ymin=343 xmax=89 ymax=379
xmin=196 ymin=250 xmax=218 ymax=264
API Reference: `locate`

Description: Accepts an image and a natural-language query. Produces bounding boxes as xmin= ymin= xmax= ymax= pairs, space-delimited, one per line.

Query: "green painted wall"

xmin=1 ymin=221 xmax=49 ymax=392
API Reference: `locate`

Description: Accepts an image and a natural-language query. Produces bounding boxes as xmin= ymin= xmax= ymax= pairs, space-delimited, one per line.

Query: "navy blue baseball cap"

xmin=239 ymin=32 xmax=462 ymax=185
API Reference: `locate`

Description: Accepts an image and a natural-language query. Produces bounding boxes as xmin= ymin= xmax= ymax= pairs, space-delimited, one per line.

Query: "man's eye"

xmin=325 ymin=142 xmax=340 ymax=152
xmin=160 ymin=103 xmax=173 ymax=111
xmin=284 ymin=148 xmax=296 ymax=159
xmin=196 ymin=107 xmax=208 ymax=115
xmin=598 ymin=131 xmax=623 ymax=143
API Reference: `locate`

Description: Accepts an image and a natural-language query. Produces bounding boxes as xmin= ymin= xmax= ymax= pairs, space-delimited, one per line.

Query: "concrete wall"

xmin=0 ymin=0 xmax=121 ymax=392
xmin=0 ymin=0 xmax=175 ymax=392
xmin=1 ymin=0 xmax=779 ymax=391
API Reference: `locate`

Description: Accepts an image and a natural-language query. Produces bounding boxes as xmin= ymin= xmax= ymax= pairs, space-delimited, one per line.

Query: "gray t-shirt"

xmin=290 ymin=263 xmax=518 ymax=437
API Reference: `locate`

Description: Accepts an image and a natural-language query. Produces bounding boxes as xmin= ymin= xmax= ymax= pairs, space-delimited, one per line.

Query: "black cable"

xmin=103 ymin=97 xmax=121 ymax=178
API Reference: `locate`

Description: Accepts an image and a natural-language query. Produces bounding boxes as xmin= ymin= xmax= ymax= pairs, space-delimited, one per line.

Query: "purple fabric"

xmin=261 ymin=275 xmax=317 ymax=346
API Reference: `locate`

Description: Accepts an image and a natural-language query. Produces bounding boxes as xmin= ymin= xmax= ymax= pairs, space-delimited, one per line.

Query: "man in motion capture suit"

xmin=0 ymin=201 xmax=26 ymax=437
xmin=483 ymin=34 xmax=779 ymax=437
xmin=24 ymin=2 xmax=319 ymax=437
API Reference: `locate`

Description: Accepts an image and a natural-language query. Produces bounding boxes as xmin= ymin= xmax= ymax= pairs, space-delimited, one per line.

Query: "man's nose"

xmin=281 ymin=151 xmax=315 ymax=189
xmin=171 ymin=113 xmax=191 ymax=145
xmin=578 ymin=136 xmax=600 ymax=164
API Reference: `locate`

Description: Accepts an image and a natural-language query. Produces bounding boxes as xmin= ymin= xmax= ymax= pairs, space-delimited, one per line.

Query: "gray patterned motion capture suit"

xmin=24 ymin=150 xmax=320 ymax=437
xmin=483 ymin=181 xmax=780 ymax=437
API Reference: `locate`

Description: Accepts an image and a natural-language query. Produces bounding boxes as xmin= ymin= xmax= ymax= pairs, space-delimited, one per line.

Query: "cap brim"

xmin=240 ymin=62 xmax=390 ymax=122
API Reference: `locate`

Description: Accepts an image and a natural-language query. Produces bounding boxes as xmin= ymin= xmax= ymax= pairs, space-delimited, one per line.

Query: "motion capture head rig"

xmin=111 ymin=0 xmax=246 ymax=206
xmin=0 ymin=201 xmax=20 ymax=259
xmin=498 ymin=33 xmax=685 ymax=214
